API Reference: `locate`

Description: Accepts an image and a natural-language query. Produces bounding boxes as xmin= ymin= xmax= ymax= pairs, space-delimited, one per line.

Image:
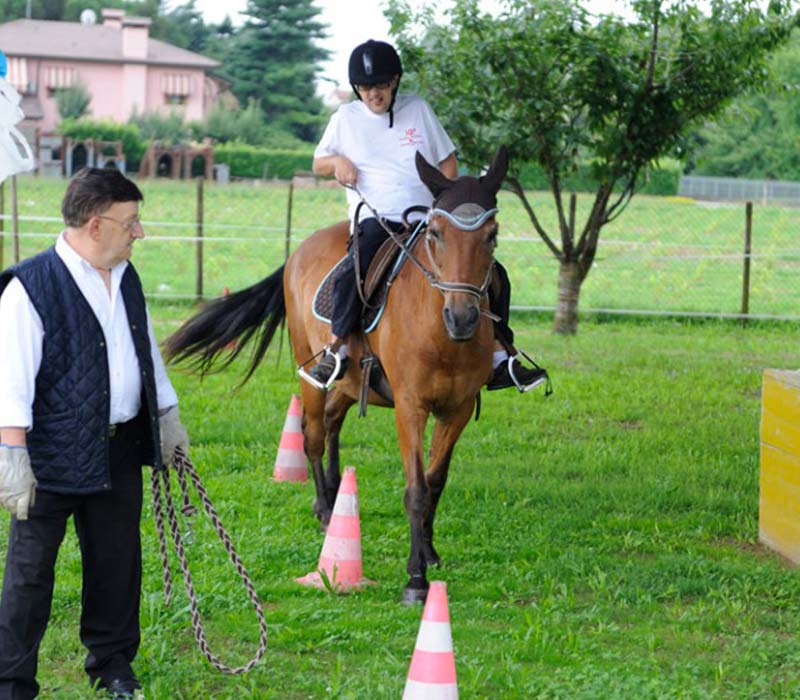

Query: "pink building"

xmin=0 ymin=9 xmax=221 ymax=139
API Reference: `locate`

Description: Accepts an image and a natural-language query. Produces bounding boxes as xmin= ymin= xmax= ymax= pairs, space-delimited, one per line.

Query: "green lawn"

xmin=3 ymin=312 xmax=797 ymax=699
xmin=3 ymin=176 xmax=800 ymax=317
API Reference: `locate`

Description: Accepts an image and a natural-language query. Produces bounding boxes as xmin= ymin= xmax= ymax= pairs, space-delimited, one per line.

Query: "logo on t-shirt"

xmin=400 ymin=127 xmax=424 ymax=147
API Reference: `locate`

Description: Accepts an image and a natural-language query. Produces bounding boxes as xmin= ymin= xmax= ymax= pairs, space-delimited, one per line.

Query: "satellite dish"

xmin=80 ymin=9 xmax=97 ymax=25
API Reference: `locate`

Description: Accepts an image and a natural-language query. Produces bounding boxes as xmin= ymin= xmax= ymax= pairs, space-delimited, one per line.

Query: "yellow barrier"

xmin=760 ymin=369 xmax=800 ymax=564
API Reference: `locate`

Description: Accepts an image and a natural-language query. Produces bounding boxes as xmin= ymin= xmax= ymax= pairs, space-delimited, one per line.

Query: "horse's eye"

xmin=486 ymin=229 xmax=498 ymax=248
xmin=427 ymin=228 xmax=442 ymax=242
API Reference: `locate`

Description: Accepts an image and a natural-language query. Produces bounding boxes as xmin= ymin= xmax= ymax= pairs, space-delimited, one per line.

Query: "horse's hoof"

xmin=401 ymin=582 xmax=429 ymax=605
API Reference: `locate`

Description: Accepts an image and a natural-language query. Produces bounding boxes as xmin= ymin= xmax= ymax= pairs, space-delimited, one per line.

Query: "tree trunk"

xmin=553 ymin=260 xmax=582 ymax=334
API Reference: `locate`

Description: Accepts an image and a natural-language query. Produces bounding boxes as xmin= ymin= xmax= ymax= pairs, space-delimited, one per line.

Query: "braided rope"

xmin=151 ymin=447 xmax=268 ymax=674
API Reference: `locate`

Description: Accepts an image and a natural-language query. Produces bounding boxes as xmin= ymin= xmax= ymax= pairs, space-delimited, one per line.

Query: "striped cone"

xmin=295 ymin=466 xmax=374 ymax=591
xmin=273 ymin=394 xmax=307 ymax=482
xmin=403 ymin=581 xmax=458 ymax=699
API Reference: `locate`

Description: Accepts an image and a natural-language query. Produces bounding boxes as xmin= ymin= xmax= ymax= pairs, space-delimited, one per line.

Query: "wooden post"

xmin=741 ymin=201 xmax=753 ymax=325
xmin=11 ymin=175 xmax=19 ymax=264
xmin=284 ymin=181 xmax=294 ymax=262
xmin=195 ymin=177 xmax=204 ymax=301
xmin=0 ymin=180 xmax=4 ymax=271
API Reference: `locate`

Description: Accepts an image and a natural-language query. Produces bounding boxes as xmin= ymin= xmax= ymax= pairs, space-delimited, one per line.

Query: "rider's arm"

xmin=312 ymin=155 xmax=358 ymax=186
xmin=438 ymin=152 xmax=458 ymax=179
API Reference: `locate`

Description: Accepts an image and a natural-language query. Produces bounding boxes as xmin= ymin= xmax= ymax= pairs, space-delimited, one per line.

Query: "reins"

xmin=346 ymin=185 xmax=496 ymax=305
xmin=151 ymin=447 xmax=268 ymax=674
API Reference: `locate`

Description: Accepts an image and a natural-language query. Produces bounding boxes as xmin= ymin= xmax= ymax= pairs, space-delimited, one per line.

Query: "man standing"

xmin=0 ymin=168 xmax=189 ymax=699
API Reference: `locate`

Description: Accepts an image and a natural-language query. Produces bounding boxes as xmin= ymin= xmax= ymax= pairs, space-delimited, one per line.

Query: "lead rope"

xmin=151 ymin=447 xmax=268 ymax=674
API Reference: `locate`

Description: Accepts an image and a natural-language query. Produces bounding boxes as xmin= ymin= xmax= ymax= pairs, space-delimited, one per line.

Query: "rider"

xmin=305 ymin=39 xmax=546 ymax=393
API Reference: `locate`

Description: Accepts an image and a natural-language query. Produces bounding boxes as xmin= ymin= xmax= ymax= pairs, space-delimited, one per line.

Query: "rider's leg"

xmin=305 ymin=218 xmax=397 ymax=388
xmin=486 ymin=261 xmax=549 ymax=392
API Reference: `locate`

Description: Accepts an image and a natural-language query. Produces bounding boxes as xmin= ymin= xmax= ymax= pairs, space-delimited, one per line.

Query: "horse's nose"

xmin=443 ymin=302 xmax=480 ymax=341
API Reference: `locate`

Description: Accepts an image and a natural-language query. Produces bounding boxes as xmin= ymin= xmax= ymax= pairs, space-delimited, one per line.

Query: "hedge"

xmin=213 ymin=143 xmax=315 ymax=180
xmin=58 ymin=119 xmax=147 ymax=171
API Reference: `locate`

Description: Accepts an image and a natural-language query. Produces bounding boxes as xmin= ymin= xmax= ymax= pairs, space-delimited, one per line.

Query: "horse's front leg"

xmin=395 ymin=400 xmax=431 ymax=604
xmin=424 ymin=401 xmax=475 ymax=568
xmin=300 ymin=385 xmax=329 ymax=527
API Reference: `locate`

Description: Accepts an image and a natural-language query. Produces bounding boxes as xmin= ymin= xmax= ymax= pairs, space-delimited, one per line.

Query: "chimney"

xmin=101 ymin=8 xmax=124 ymax=30
xmin=121 ymin=16 xmax=151 ymax=60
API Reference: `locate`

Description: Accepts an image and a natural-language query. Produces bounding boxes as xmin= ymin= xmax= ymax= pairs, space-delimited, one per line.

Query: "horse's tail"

xmin=164 ymin=265 xmax=286 ymax=384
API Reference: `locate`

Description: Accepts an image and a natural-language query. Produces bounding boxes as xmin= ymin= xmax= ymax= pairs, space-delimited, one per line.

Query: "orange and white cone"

xmin=295 ymin=466 xmax=373 ymax=591
xmin=273 ymin=394 xmax=307 ymax=482
xmin=403 ymin=581 xmax=458 ymax=699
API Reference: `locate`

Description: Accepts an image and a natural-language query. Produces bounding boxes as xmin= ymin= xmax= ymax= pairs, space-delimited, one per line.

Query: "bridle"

xmin=347 ymin=185 xmax=497 ymax=304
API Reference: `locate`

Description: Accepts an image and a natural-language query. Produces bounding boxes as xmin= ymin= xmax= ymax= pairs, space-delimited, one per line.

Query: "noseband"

xmin=348 ymin=185 xmax=497 ymax=304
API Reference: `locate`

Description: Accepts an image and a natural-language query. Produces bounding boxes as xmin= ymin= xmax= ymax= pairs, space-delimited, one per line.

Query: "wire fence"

xmin=2 ymin=174 xmax=800 ymax=321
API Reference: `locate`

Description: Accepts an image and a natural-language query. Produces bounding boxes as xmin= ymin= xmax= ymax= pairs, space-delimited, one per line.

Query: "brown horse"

xmin=165 ymin=147 xmax=508 ymax=603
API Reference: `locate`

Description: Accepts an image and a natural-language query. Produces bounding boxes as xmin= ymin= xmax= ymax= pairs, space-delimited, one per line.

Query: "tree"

xmin=387 ymin=0 xmax=798 ymax=333
xmin=55 ymin=83 xmax=91 ymax=119
xmin=688 ymin=29 xmax=800 ymax=179
xmin=225 ymin=0 xmax=329 ymax=142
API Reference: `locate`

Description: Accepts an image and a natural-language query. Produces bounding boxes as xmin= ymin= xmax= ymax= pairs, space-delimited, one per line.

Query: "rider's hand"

xmin=0 ymin=445 xmax=37 ymax=520
xmin=159 ymin=405 xmax=190 ymax=467
xmin=333 ymin=156 xmax=358 ymax=187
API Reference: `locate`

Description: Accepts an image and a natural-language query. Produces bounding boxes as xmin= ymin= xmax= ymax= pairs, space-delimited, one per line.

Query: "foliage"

xmin=688 ymin=28 xmax=800 ymax=179
xmin=224 ymin=0 xmax=329 ymax=142
xmin=212 ymin=143 xmax=313 ymax=179
xmin=57 ymin=117 xmax=146 ymax=169
xmin=130 ymin=109 xmax=193 ymax=146
xmin=519 ymin=158 xmax=682 ymax=196
xmin=388 ymin=0 xmax=798 ymax=333
xmin=54 ymin=83 xmax=91 ymax=120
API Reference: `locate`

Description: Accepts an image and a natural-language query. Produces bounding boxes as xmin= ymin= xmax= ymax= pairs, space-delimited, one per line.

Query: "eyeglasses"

xmin=357 ymin=81 xmax=393 ymax=92
xmin=96 ymin=215 xmax=142 ymax=233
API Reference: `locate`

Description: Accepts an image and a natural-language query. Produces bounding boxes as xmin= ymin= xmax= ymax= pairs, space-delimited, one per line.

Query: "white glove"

xmin=159 ymin=406 xmax=189 ymax=467
xmin=0 ymin=445 xmax=37 ymax=519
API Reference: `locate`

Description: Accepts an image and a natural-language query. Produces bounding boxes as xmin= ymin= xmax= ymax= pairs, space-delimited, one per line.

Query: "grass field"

xmin=2 ymin=310 xmax=798 ymax=699
xmin=3 ymin=175 xmax=800 ymax=317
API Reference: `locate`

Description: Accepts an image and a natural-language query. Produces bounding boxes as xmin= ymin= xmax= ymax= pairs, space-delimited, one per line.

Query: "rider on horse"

xmin=306 ymin=39 xmax=546 ymax=394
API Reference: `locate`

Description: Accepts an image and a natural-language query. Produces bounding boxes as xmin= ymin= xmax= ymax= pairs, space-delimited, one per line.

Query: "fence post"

xmin=741 ymin=201 xmax=753 ymax=326
xmin=0 ymin=180 xmax=4 ymax=271
xmin=284 ymin=181 xmax=294 ymax=262
xmin=195 ymin=177 xmax=204 ymax=301
xmin=11 ymin=175 xmax=19 ymax=264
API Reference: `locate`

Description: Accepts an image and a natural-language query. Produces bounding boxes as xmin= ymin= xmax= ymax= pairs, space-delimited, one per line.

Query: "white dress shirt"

xmin=0 ymin=232 xmax=178 ymax=429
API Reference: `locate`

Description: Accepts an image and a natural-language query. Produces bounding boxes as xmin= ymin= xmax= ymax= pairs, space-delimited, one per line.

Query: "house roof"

xmin=0 ymin=18 xmax=219 ymax=69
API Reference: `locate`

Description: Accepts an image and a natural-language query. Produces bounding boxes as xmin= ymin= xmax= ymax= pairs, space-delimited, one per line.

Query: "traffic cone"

xmin=295 ymin=466 xmax=374 ymax=591
xmin=403 ymin=581 xmax=458 ymax=699
xmin=273 ymin=394 xmax=307 ymax=482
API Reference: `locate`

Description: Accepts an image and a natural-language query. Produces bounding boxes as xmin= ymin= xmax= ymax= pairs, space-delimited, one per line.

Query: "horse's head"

xmin=416 ymin=146 xmax=508 ymax=341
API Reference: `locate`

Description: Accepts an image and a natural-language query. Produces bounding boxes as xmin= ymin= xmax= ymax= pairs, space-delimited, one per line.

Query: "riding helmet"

xmin=348 ymin=40 xmax=403 ymax=127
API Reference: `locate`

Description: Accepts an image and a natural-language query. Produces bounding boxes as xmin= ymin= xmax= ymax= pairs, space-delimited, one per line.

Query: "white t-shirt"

xmin=314 ymin=93 xmax=456 ymax=222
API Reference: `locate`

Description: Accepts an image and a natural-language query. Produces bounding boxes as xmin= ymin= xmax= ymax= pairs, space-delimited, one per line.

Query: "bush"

xmin=57 ymin=118 xmax=146 ymax=170
xmin=213 ymin=142 xmax=314 ymax=179
xmin=130 ymin=110 xmax=192 ymax=145
xmin=55 ymin=83 xmax=91 ymax=120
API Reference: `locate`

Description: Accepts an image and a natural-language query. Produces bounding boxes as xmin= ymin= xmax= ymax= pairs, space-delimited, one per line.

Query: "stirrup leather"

xmin=297 ymin=347 xmax=343 ymax=391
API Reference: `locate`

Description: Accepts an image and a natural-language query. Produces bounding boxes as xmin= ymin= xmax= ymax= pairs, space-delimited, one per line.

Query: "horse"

xmin=164 ymin=147 xmax=508 ymax=603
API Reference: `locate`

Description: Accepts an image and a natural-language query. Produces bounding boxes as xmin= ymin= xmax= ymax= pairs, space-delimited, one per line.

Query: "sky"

xmin=190 ymin=0 xmax=635 ymax=90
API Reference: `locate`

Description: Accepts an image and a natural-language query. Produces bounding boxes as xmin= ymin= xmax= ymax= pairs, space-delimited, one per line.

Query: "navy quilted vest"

xmin=0 ymin=247 xmax=163 ymax=494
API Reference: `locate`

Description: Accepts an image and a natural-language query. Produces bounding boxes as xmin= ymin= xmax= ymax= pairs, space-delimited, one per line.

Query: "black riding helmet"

xmin=348 ymin=40 xmax=403 ymax=128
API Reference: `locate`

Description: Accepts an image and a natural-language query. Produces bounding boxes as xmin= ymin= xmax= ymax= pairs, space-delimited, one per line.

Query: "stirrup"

xmin=297 ymin=347 xmax=343 ymax=391
xmin=508 ymin=350 xmax=547 ymax=393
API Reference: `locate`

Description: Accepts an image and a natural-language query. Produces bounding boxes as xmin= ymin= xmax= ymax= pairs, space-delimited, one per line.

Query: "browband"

xmin=427 ymin=205 xmax=498 ymax=231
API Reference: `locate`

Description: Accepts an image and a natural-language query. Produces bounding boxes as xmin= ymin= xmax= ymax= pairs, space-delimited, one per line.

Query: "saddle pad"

xmin=311 ymin=228 xmax=422 ymax=332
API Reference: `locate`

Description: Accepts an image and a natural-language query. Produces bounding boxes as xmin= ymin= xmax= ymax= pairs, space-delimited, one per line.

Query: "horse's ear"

xmin=479 ymin=145 xmax=508 ymax=194
xmin=415 ymin=151 xmax=452 ymax=198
